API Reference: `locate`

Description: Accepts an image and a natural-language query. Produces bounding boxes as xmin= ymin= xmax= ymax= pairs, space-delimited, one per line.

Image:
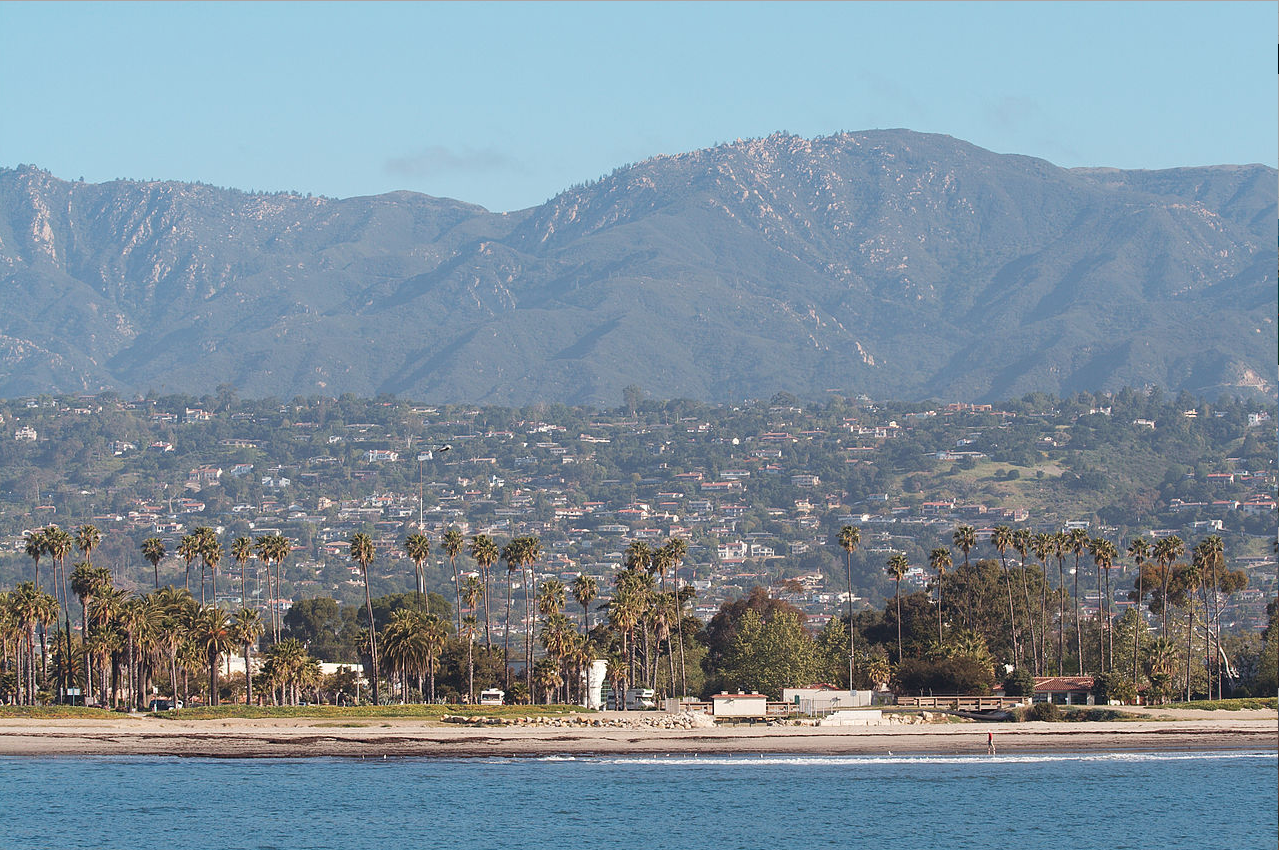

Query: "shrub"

xmin=1023 ymin=701 xmax=1061 ymax=722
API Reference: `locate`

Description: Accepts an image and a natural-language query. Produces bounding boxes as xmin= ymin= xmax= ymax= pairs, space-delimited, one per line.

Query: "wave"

xmin=509 ymin=751 xmax=1277 ymax=767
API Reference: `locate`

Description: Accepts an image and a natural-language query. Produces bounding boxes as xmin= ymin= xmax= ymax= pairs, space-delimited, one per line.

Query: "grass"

xmin=1156 ymin=697 xmax=1277 ymax=711
xmin=0 ymin=706 xmax=131 ymax=719
xmin=145 ymin=703 xmax=586 ymax=721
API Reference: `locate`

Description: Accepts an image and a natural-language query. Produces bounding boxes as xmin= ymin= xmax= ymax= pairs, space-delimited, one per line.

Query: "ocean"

xmin=0 ymin=751 xmax=1274 ymax=849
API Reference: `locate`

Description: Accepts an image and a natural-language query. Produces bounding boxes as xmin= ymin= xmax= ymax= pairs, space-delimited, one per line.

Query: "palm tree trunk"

xmin=895 ymin=582 xmax=903 ymax=664
xmin=503 ymin=572 xmax=512 ymax=690
xmin=846 ymin=552 xmax=855 ymax=689
xmin=362 ymin=566 xmax=380 ymax=707
xmin=1133 ymin=569 xmax=1144 ymax=686
xmin=244 ymin=642 xmax=253 ymax=705
xmin=1073 ymin=554 xmax=1083 ymax=676
xmin=1057 ymin=558 xmax=1066 ymax=677
xmin=1001 ymin=557 xmax=1018 ymax=666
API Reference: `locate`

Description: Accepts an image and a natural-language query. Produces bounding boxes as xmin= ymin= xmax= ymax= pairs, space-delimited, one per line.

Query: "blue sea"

xmin=0 ymin=751 xmax=1274 ymax=849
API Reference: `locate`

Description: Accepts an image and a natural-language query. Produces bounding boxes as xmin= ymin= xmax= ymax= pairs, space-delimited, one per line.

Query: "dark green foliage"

xmin=1023 ymin=701 xmax=1062 ymax=721
xmin=1002 ymin=666 xmax=1036 ymax=697
xmin=894 ymin=656 xmax=995 ymax=696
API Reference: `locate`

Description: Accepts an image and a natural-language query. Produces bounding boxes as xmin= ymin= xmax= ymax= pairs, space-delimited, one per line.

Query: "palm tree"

xmin=1089 ymin=537 xmax=1117 ymax=673
xmin=191 ymin=605 xmax=233 ymax=706
xmin=468 ymin=534 xmax=499 ymax=648
xmin=952 ymin=524 xmax=977 ymax=626
xmin=44 ymin=526 xmax=74 ymax=697
xmin=1126 ymin=536 xmax=1151 ymax=685
xmin=1029 ymin=531 xmax=1053 ymax=674
xmin=403 ymin=532 xmax=431 ymax=603
xmin=349 ymin=533 xmax=380 ymax=706
xmin=177 ymin=534 xmax=201 ymax=597
xmin=1050 ymin=530 xmax=1068 ymax=675
xmin=70 ymin=561 xmax=110 ymax=703
xmin=989 ymin=525 xmax=1019 ymax=664
xmin=571 ymin=573 xmax=597 ymax=636
xmin=461 ymin=577 xmax=483 ymax=702
xmin=1152 ymin=535 xmax=1185 ymax=639
xmin=885 ymin=553 xmax=909 ymax=663
xmin=141 ymin=537 xmax=166 ymax=590
xmin=75 ymin=525 xmax=102 ymax=566
xmin=928 ymin=547 xmax=952 ymax=645
xmin=24 ymin=530 xmax=46 ymax=590
xmin=1065 ymin=527 xmax=1090 ymax=675
xmin=231 ymin=537 xmax=253 ymax=610
xmin=442 ymin=527 xmax=465 ymax=635
xmin=231 ymin=608 xmax=264 ymax=705
xmin=837 ymin=525 xmax=860 ymax=689
xmin=1009 ymin=528 xmax=1038 ymax=672
xmin=201 ymin=536 xmax=224 ymax=606
xmin=500 ymin=539 xmax=519 ymax=689
xmin=659 ymin=536 xmax=689 ymax=695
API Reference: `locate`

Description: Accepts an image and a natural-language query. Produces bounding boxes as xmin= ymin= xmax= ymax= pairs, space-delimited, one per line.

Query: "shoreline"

xmin=0 ymin=710 xmax=1273 ymax=760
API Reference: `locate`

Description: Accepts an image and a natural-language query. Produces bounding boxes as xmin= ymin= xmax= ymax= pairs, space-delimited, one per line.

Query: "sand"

xmin=0 ymin=709 xmax=1273 ymax=759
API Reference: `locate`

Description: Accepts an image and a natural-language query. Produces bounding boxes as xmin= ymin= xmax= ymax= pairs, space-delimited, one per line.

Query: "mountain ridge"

xmin=1 ymin=130 xmax=1274 ymax=404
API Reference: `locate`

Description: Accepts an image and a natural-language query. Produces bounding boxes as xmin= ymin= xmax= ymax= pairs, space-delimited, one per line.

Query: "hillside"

xmin=1 ymin=130 xmax=1274 ymax=404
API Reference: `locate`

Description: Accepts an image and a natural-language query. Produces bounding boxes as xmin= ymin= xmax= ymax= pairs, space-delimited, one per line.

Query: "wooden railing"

xmin=895 ymin=695 xmax=1027 ymax=710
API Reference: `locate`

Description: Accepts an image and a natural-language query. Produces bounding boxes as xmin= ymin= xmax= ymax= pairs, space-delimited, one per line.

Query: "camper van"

xmin=605 ymin=688 xmax=656 ymax=710
xmin=478 ymin=688 xmax=505 ymax=706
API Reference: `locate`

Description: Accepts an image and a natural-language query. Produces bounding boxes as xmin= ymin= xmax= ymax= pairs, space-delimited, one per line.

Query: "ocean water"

xmin=0 ymin=751 xmax=1274 ymax=849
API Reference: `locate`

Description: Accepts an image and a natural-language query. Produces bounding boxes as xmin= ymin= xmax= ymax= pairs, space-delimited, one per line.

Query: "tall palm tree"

xmin=1152 ymin=535 xmax=1185 ymax=639
xmin=518 ymin=536 xmax=544 ymax=695
xmin=659 ymin=536 xmax=689 ymax=695
xmin=231 ymin=537 xmax=253 ymax=610
xmin=442 ymin=527 xmax=465 ymax=635
xmin=231 ymin=607 xmax=264 ymax=706
xmin=75 ymin=525 xmax=102 ymax=566
xmin=461 ymin=576 xmax=483 ymax=703
xmin=1126 ymin=536 xmax=1152 ymax=685
xmin=837 ymin=525 xmax=860 ymax=689
xmin=990 ymin=525 xmax=1019 ymax=664
xmin=1050 ymin=530 xmax=1068 ymax=675
xmin=885 ymin=553 xmax=909 ymax=663
xmin=25 ymin=530 xmax=46 ymax=590
xmin=1089 ymin=537 xmax=1117 ymax=673
xmin=1029 ymin=531 xmax=1053 ymax=674
xmin=468 ymin=534 xmax=499 ymax=648
xmin=571 ymin=573 xmax=598 ymax=636
xmin=403 ymin=532 xmax=431 ymax=604
xmin=349 ymin=532 xmax=380 ymax=706
xmin=201 ymin=536 xmax=224 ymax=606
xmin=952 ymin=524 xmax=977 ymax=627
xmin=141 ymin=537 xmax=166 ymax=590
xmin=177 ymin=534 xmax=201 ymax=597
xmin=1012 ymin=527 xmax=1039 ymax=673
xmin=70 ymin=561 xmax=110 ymax=704
xmin=191 ymin=605 xmax=233 ymax=706
xmin=44 ymin=526 xmax=74 ymax=697
xmin=500 ymin=539 xmax=519 ymax=690
xmin=1065 ymin=527 xmax=1090 ymax=675
xmin=928 ymin=547 xmax=952 ymax=645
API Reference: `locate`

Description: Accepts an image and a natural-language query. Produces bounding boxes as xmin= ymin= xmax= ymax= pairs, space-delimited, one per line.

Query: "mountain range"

xmin=1 ymin=130 xmax=1274 ymax=405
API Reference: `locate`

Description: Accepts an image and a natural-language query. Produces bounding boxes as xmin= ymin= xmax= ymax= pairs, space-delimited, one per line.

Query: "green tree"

xmin=349 ymin=533 xmax=380 ymax=705
xmin=717 ymin=608 xmax=816 ymax=699
xmin=837 ymin=525 xmax=860 ymax=689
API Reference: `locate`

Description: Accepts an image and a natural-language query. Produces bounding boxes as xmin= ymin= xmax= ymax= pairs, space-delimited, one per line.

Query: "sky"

xmin=2 ymin=1 xmax=1275 ymax=213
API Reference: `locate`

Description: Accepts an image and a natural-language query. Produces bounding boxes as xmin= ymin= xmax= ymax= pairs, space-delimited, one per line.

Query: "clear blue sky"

xmin=2 ymin=1 xmax=1274 ymax=212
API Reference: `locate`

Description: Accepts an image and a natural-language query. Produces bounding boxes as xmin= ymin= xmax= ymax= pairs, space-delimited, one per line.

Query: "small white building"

xmin=782 ymin=685 xmax=875 ymax=714
xmin=710 ymin=692 xmax=768 ymax=718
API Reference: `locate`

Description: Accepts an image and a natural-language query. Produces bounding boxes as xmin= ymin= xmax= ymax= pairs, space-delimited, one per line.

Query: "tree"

xmin=403 ymin=532 xmax=431 ymax=603
xmin=442 ymin=527 xmax=465 ymax=635
xmin=70 ymin=561 xmax=110 ymax=703
xmin=231 ymin=537 xmax=254 ymax=610
xmin=928 ymin=547 xmax=952 ymax=645
xmin=837 ymin=525 xmax=860 ymax=689
xmin=468 ymin=534 xmax=499 ymax=649
xmin=231 ymin=607 xmax=264 ymax=705
xmin=952 ymin=525 xmax=977 ymax=626
xmin=571 ymin=573 xmax=598 ymax=636
xmin=989 ymin=525 xmax=1019 ymax=665
xmin=885 ymin=553 xmax=909 ymax=663
xmin=717 ymin=608 xmax=817 ymax=699
xmin=349 ymin=533 xmax=380 ymax=706
xmin=1089 ymin=537 xmax=1118 ymax=674
xmin=1127 ymin=536 xmax=1152 ymax=685
xmin=141 ymin=537 xmax=166 ymax=590
xmin=1065 ymin=527 xmax=1090 ymax=675
xmin=191 ymin=605 xmax=233 ymax=705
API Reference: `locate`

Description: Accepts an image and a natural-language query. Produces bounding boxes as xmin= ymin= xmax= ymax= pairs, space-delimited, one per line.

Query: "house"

xmin=1032 ymin=676 xmax=1094 ymax=705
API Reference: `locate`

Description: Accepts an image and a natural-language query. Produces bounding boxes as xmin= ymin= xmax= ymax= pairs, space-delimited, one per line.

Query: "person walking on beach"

xmin=987 ymin=730 xmax=995 ymax=755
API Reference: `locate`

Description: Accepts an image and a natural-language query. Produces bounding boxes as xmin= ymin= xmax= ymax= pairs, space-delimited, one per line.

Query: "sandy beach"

xmin=0 ymin=708 xmax=1273 ymax=759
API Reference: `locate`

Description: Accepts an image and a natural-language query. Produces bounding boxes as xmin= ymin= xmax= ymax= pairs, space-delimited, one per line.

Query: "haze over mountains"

xmin=1 ymin=130 xmax=1274 ymax=405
